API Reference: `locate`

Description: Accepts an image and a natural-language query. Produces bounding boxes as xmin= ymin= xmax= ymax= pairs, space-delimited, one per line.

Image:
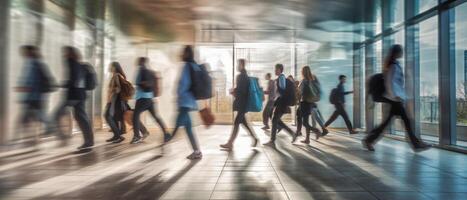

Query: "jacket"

xmin=233 ymin=70 xmax=250 ymax=112
xmin=177 ymin=62 xmax=198 ymax=110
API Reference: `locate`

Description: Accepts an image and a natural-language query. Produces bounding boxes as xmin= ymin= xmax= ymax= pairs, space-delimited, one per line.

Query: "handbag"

xmin=199 ymin=107 xmax=215 ymax=128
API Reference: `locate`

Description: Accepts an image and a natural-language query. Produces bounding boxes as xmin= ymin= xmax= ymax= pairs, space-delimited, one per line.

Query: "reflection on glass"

xmin=417 ymin=0 xmax=438 ymax=14
xmin=454 ymin=3 xmax=467 ymax=146
xmin=392 ymin=0 xmax=405 ymax=27
xmin=418 ymin=16 xmax=439 ymax=142
xmin=375 ymin=41 xmax=383 ymax=124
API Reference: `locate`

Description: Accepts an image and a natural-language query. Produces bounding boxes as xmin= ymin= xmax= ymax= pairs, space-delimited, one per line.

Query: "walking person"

xmin=130 ymin=57 xmax=170 ymax=144
xmin=261 ymin=73 xmax=275 ymax=130
xmin=293 ymin=66 xmax=322 ymax=144
xmin=324 ymin=75 xmax=357 ymax=134
xmin=170 ymin=45 xmax=203 ymax=159
xmin=16 ymin=45 xmax=55 ymax=140
xmin=104 ymin=62 xmax=133 ymax=143
xmin=263 ymin=64 xmax=296 ymax=146
xmin=362 ymin=44 xmax=431 ymax=152
xmin=220 ymin=59 xmax=259 ymax=150
xmin=51 ymin=46 xmax=94 ymax=149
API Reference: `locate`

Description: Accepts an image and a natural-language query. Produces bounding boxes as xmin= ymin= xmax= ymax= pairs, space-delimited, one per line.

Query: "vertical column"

xmin=0 ymin=0 xmax=10 ymax=144
xmin=352 ymin=45 xmax=362 ymax=128
xmin=438 ymin=1 xmax=456 ymax=145
xmin=92 ymin=0 xmax=106 ymax=129
xmin=405 ymin=0 xmax=421 ymax=137
xmin=365 ymin=44 xmax=375 ymax=132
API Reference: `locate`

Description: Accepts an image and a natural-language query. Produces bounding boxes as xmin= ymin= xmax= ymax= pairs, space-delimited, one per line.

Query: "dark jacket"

xmin=335 ymin=82 xmax=352 ymax=104
xmin=233 ymin=70 xmax=250 ymax=112
xmin=66 ymin=59 xmax=86 ymax=100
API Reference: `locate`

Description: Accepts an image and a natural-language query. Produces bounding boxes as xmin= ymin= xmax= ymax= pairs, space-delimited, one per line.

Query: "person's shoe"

xmin=106 ymin=136 xmax=119 ymax=142
xmin=77 ymin=143 xmax=94 ymax=150
xmin=130 ymin=137 xmax=143 ymax=144
xmin=350 ymin=129 xmax=358 ymax=134
xmin=301 ymin=139 xmax=310 ymax=144
xmin=112 ymin=136 xmax=125 ymax=144
xmin=315 ymin=132 xmax=321 ymax=140
xmin=321 ymin=128 xmax=329 ymax=136
xmin=292 ymin=133 xmax=298 ymax=143
xmin=220 ymin=143 xmax=233 ymax=150
xmin=261 ymin=126 xmax=270 ymax=130
xmin=164 ymin=133 xmax=172 ymax=143
xmin=141 ymin=132 xmax=150 ymax=140
xmin=252 ymin=138 xmax=259 ymax=147
xmin=414 ymin=143 xmax=432 ymax=152
xmin=362 ymin=139 xmax=375 ymax=151
xmin=263 ymin=141 xmax=275 ymax=147
xmin=187 ymin=151 xmax=202 ymax=159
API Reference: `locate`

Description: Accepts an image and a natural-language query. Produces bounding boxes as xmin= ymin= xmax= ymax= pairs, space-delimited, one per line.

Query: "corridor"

xmin=1 ymin=126 xmax=466 ymax=200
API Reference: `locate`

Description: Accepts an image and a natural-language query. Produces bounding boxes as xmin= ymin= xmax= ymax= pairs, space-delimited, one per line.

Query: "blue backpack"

xmin=247 ymin=77 xmax=263 ymax=112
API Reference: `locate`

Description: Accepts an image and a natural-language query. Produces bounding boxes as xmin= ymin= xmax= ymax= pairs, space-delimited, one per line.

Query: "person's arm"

xmin=384 ymin=64 xmax=396 ymax=100
xmin=177 ymin=63 xmax=191 ymax=96
xmin=114 ymin=74 xmax=121 ymax=93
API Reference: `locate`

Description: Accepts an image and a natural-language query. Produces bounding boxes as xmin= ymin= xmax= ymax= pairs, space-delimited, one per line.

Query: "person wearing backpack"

xmin=323 ymin=75 xmax=357 ymax=135
xmin=263 ymin=63 xmax=296 ymax=146
xmin=16 ymin=45 xmax=55 ymax=139
xmin=292 ymin=66 xmax=323 ymax=144
xmin=261 ymin=73 xmax=275 ymax=130
xmin=363 ymin=44 xmax=431 ymax=152
xmin=130 ymin=57 xmax=170 ymax=144
xmin=49 ymin=46 xmax=94 ymax=149
xmin=220 ymin=59 xmax=259 ymax=150
xmin=104 ymin=62 xmax=134 ymax=143
xmin=170 ymin=45 xmax=203 ymax=159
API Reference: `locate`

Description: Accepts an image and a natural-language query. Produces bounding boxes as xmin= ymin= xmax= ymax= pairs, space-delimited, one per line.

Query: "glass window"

xmin=417 ymin=0 xmax=438 ymax=14
xmin=391 ymin=0 xmax=405 ymax=27
xmin=375 ymin=0 xmax=382 ymax=35
xmin=454 ymin=3 xmax=467 ymax=147
xmin=375 ymin=41 xmax=383 ymax=124
xmin=418 ymin=16 xmax=439 ymax=142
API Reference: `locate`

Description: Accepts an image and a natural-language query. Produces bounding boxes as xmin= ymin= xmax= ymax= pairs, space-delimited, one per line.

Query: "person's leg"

xmin=301 ymin=112 xmax=314 ymax=143
xmin=148 ymin=102 xmax=169 ymax=137
xmin=132 ymin=99 xmax=146 ymax=140
xmin=225 ymin=112 xmax=243 ymax=145
xmin=296 ymin=105 xmax=303 ymax=135
xmin=365 ymin=102 xmax=395 ymax=144
xmin=336 ymin=104 xmax=354 ymax=133
xmin=394 ymin=102 xmax=424 ymax=147
xmin=262 ymin=101 xmax=271 ymax=128
xmin=104 ymin=103 xmax=121 ymax=139
xmin=181 ymin=108 xmax=200 ymax=151
xmin=324 ymin=106 xmax=340 ymax=127
xmin=239 ymin=112 xmax=258 ymax=146
xmin=72 ymin=100 xmax=94 ymax=147
xmin=268 ymin=108 xmax=284 ymax=143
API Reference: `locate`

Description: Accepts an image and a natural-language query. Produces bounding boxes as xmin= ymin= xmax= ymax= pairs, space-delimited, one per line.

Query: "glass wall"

xmin=417 ymin=0 xmax=438 ymax=14
xmin=454 ymin=2 xmax=467 ymax=147
xmin=418 ymin=16 xmax=439 ymax=142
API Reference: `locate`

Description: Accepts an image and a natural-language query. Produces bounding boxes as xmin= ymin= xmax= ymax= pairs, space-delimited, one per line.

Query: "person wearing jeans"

xmin=130 ymin=57 xmax=170 ymax=144
xmin=220 ymin=59 xmax=258 ymax=150
xmin=171 ymin=45 xmax=202 ymax=159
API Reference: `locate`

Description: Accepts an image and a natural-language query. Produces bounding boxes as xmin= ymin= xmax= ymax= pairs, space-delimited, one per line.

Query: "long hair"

xmin=111 ymin=62 xmax=126 ymax=79
xmin=302 ymin=66 xmax=314 ymax=81
xmin=383 ymin=44 xmax=403 ymax=72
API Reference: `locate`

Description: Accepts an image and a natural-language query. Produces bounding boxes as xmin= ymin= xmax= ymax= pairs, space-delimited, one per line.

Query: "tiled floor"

xmin=0 ymin=125 xmax=466 ymax=200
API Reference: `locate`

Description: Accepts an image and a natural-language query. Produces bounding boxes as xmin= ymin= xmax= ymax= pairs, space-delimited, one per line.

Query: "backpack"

xmin=302 ymin=80 xmax=321 ymax=103
xmin=189 ymin=63 xmax=212 ymax=100
xmin=329 ymin=88 xmax=339 ymax=104
xmin=367 ymin=73 xmax=386 ymax=102
xmin=278 ymin=78 xmax=297 ymax=106
xmin=82 ymin=63 xmax=97 ymax=90
xmin=118 ymin=75 xmax=135 ymax=100
xmin=247 ymin=77 xmax=264 ymax=112
xmin=36 ymin=62 xmax=56 ymax=93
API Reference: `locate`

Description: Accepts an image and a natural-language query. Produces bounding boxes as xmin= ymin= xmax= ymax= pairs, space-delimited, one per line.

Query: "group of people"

xmin=16 ymin=43 xmax=430 ymax=161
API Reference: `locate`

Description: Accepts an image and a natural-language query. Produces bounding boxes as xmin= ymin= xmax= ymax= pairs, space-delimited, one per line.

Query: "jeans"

xmin=270 ymin=105 xmax=295 ymax=142
xmin=262 ymin=100 xmax=274 ymax=127
xmin=132 ymin=98 xmax=168 ymax=139
xmin=365 ymin=100 xmax=422 ymax=146
xmin=296 ymin=102 xmax=320 ymax=136
xmin=105 ymin=103 xmax=122 ymax=138
xmin=53 ymin=99 xmax=94 ymax=145
xmin=324 ymin=103 xmax=353 ymax=132
xmin=172 ymin=107 xmax=199 ymax=151
xmin=227 ymin=111 xmax=257 ymax=144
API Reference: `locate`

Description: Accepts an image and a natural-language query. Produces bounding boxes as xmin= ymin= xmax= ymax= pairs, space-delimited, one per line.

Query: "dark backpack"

xmin=118 ymin=75 xmax=135 ymax=100
xmin=367 ymin=73 xmax=386 ymax=102
xmin=303 ymin=80 xmax=321 ymax=103
xmin=82 ymin=63 xmax=97 ymax=90
xmin=189 ymin=63 xmax=212 ymax=100
xmin=278 ymin=78 xmax=297 ymax=106
xmin=329 ymin=88 xmax=339 ymax=104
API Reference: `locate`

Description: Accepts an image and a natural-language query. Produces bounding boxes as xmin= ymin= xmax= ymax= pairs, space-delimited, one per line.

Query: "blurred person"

xmin=16 ymin=45 xmax=55 ymax=139
xmin=292 ymin=66 xmax=322 ymax=144
xmin=170 ymin=45 xmax=202 ymax=159
xmin=104 ymin=62 xmax=133 ymax=143
xmin=261 ymin=73 xmax=275 ymax=130
xmin=50 ymin=46 xmax=94 ymax=149
xmin=130 ymin=57 xmax=170 ymax=144
xmin=324 ymin=75 xmax=357 ymax=135
xmin=263 ymin=64 xmax=296 ymax=146
xmin=363 ymin=44 xmax=431 ymax=152
xmin=220 ymin=59 xmax=259 ymax=150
